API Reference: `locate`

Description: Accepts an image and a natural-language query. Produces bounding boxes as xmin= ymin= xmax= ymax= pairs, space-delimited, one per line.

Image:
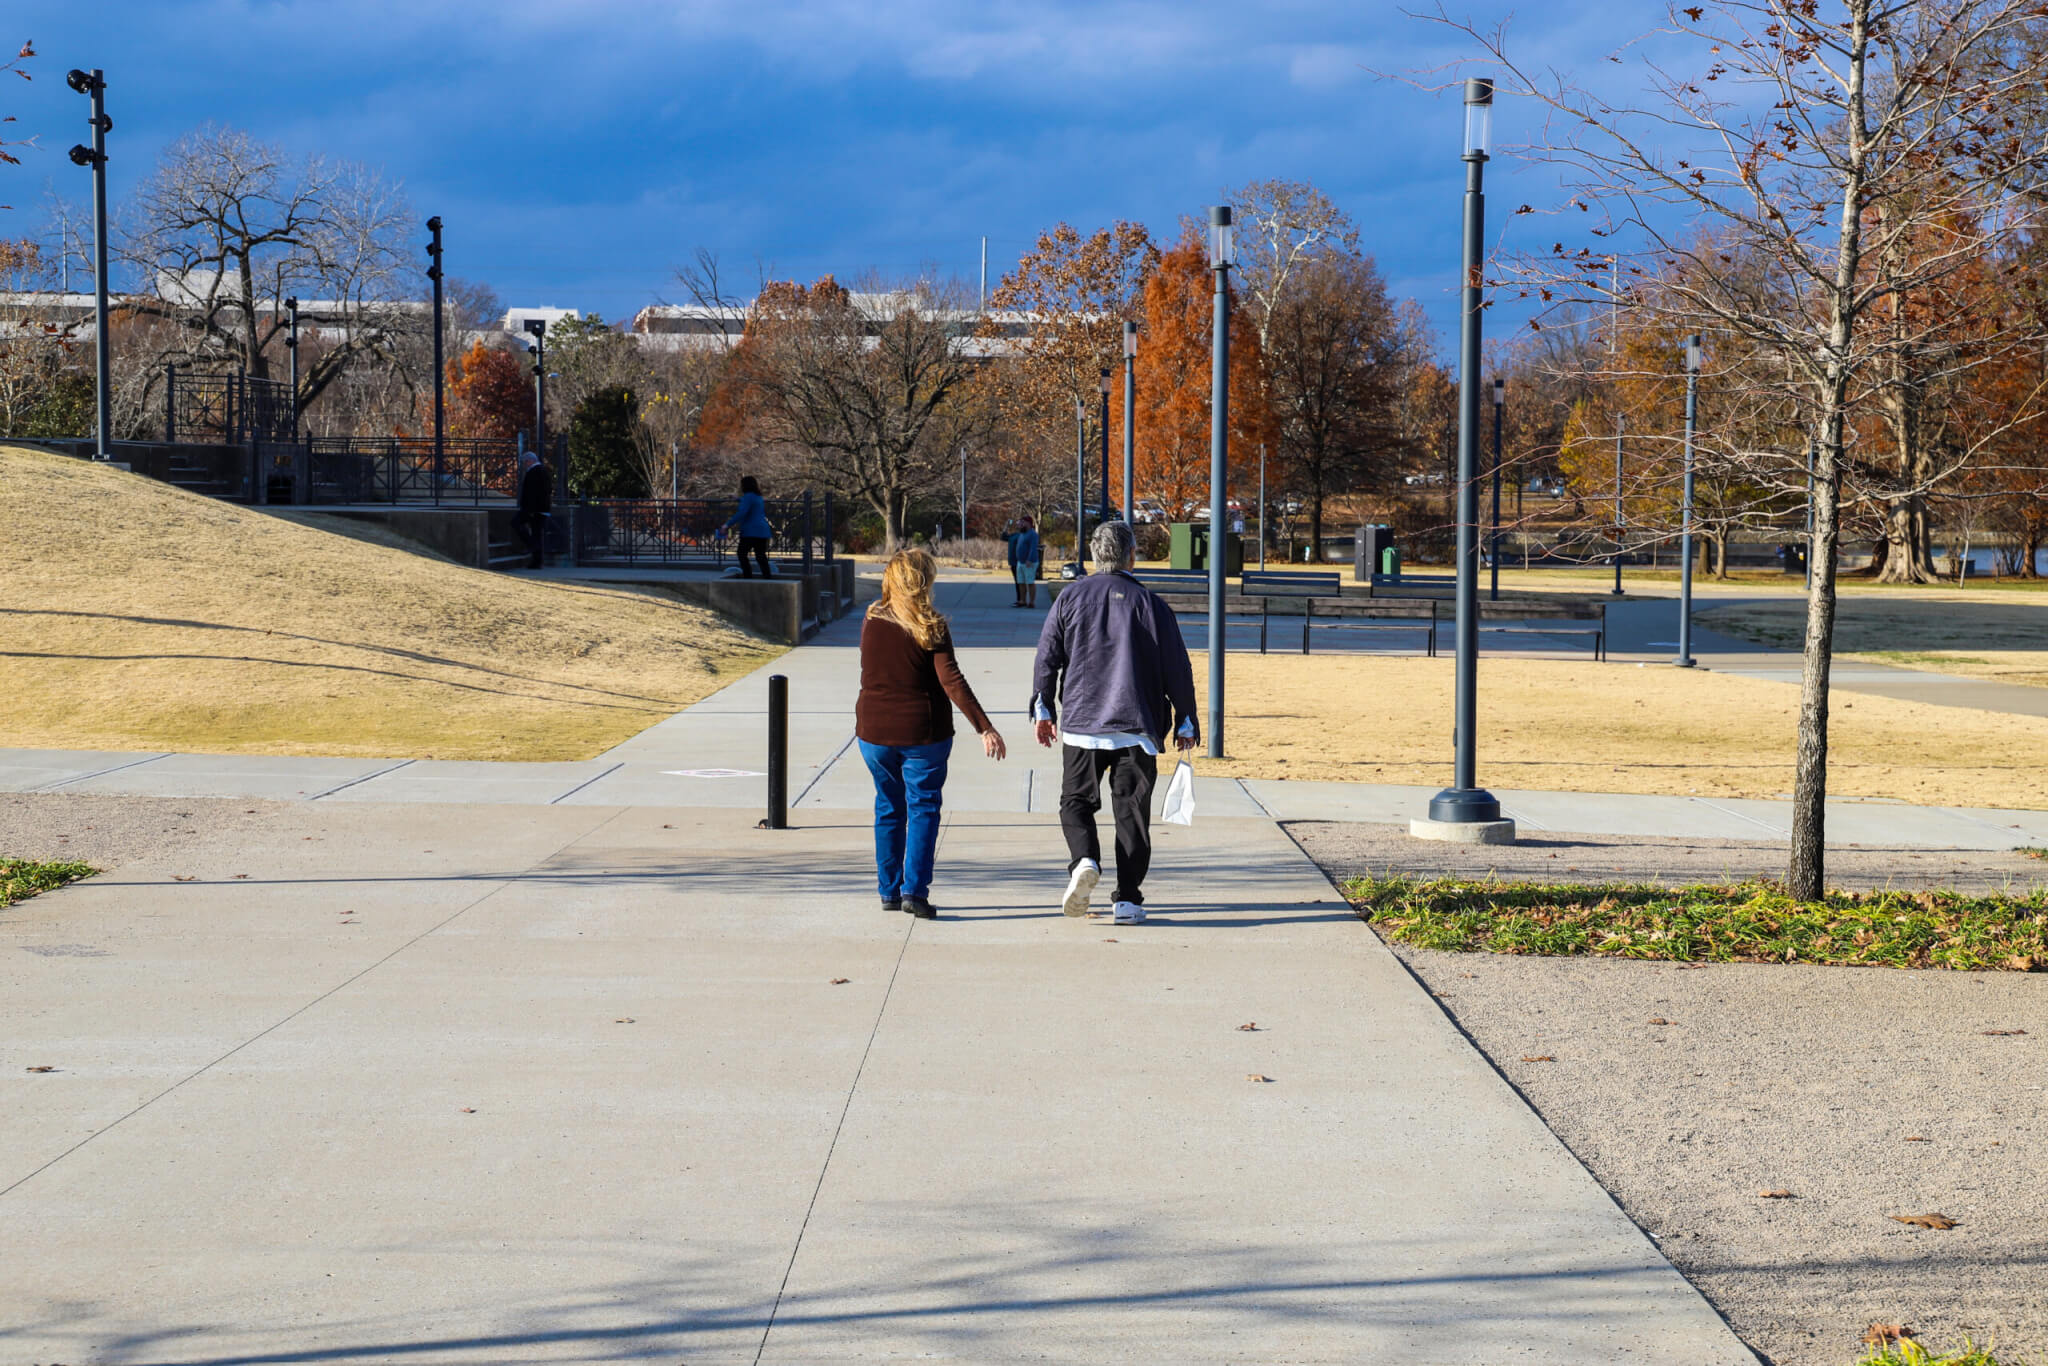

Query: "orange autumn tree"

xmin=1120 ymin=227 xmax=1273 ymax=517
xmin=443 ymin=341 xmax=531 ymax=441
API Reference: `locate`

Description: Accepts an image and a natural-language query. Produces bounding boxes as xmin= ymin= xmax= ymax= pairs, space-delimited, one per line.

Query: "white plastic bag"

xmin=1161 ymin=759 xmax=1196 ymax=826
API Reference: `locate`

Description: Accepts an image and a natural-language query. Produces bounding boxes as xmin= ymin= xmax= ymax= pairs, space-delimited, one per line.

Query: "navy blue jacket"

xmin=1031 ymin=570 xmax=1200 ymax=745
xmin=723 ymin=491 xmax=772 ymax=539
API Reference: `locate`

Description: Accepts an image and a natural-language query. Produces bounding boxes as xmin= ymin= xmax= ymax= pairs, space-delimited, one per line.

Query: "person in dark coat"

xmin=720 ymin=475 xmax=774 ymax=578
xmin=514 ymin=452 xmax=552 ymax=568
xmin=1031 ymin=520 xmax=1199 ymax=925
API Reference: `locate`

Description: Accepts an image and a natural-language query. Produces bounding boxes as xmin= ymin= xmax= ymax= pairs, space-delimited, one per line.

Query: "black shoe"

xmin=881 ymin=897 xmax=902 ymax=913
xmin=903 ymin=897 xmax=938 ymax=919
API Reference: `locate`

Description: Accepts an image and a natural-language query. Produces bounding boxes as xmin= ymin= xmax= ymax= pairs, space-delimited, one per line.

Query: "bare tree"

xmin=118 ymin=125 xmax=420 ymax=418
xmin=1438 ymin=0 xmax=2048 ymax=896
xmin=744 ymin=276 xmax=984 ymax=546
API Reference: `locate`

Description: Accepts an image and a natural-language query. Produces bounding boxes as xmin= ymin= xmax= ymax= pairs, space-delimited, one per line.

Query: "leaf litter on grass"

xmin=1343 ymin=875 xmax=2048 ymax=971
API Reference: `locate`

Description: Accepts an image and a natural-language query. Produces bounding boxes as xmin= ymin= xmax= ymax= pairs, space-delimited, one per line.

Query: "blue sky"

xmin=7 ymin=1 xmax=1676 ymax=346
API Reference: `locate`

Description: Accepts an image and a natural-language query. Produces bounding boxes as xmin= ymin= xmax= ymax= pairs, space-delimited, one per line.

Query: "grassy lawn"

xmin=1344 ymin=874 xmax=2048 ymax=971
xmin=1 ymin=446 xmax=777 ymax=761
xmin=1700 ymin=596 xmax=2048 ymax=689
xmin=1186 ymin=651 xmax=2048 ymax=808
xmin=1 ymin=858 xmax=96 ymax=908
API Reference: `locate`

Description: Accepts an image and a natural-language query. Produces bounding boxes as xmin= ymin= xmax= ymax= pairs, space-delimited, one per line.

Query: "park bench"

xmin=1472 ymin=599 xmax=1607 ymax=660
xmin=1239 ymin=570 xmax=1343 ymax=654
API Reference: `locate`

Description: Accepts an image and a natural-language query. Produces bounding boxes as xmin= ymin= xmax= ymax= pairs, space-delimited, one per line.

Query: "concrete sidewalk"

xmin=2 ymin=799 xmax=1752 ymax=1362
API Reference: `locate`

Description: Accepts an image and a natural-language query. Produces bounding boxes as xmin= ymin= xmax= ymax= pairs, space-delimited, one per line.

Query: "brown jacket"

xmin=856 ymin=612 xmax=993 ymax=747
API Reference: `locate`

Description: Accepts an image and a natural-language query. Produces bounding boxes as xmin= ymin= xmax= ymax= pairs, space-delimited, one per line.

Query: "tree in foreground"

xmin=1439 ymin=0 xmax=2048 ymax=896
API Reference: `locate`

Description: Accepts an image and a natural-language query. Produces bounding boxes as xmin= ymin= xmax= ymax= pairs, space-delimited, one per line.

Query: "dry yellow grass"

xmin=0 ymin=446 xmax=775 ymax=760
xmin=1700 ymin=596 xmax=2048 ymax=689
xmin=1187 ymin=651 xmax=2048 ymax=809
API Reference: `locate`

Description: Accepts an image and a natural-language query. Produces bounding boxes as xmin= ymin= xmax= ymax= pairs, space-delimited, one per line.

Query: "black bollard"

xmin=765 ymin=674 xmax=789 ymax=829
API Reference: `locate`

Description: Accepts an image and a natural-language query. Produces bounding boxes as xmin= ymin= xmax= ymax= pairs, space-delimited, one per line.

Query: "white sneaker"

xmin=1112 ymin=900 xmax=1146 ymax=924
xmin=1061 ymin=859 xmax=1100 ymax=917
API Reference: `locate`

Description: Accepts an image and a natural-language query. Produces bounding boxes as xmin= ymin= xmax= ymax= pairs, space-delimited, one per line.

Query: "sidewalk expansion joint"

xmin=752 ymin=910 xmax=915 ymax=1364
xmin=306 ymin=758 xmax=415 ymax=801
xmin=0 ymin=807 xmax=630 ymax=1205
xmin=791 ymin=733 xmax=857 ymax=808
xmin=32 ymin=752 xmax=170 ymax=792
xmin=548 ymin=761 xmax=625 ymax=804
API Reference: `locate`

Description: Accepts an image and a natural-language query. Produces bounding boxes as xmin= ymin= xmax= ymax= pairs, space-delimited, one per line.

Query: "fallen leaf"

xmin=1983 ymin=1028 xmax=2027 ymax=1036
xmin=1889 ymin=1213 xmax=1958 ymax=1230
xmin=26 ymin=1065 xmax=56 ymax=1073
xmin=1102 ymin=937 xmax=1118 ymax=943
xmin=1647 ymin=1017 xmax=1672 ymax=1026
xmin=1237 ymin=1022 xmax=1259 ymax=1031
xmin=231 ymin=874 xmax=248 ymax=879
xmin=1521 ymin=1055 xmax=1556 ymax=1063
xmin=1759 ymin=1189 xmax=1796 ymax=1199
xmin=459 ymin=1107 xmax=477 ymax=1114
xmin=173 ymin=875 xmax=196 ymax=882
xmin=1865 ymin=1324 xmax=1915 ymax=1345
xmin=829 ymin=978 xmax=850 ymax=985
xmin=615 ymin=1017 xmax=635 ymax=1024
xmin=1246 ymin=1073 xmax=1272 ymax=1083
xmin=1904 ymin=1135 xmax=1930 ymax=1142
xmin=2005 ymin=955 xmax=2038 ymax=972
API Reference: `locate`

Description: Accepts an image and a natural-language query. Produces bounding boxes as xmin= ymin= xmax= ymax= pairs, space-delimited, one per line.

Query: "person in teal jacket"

xmin=720 ymin=475 xmax=774 ymax=578
xmin=1007 ymin=515 xmax=1041 ymax=608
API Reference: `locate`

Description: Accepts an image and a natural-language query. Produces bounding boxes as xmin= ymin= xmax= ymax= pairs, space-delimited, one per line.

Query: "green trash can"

xmin=1380 ymin=546 xmax=1401 ymax=578
xmin=1168 ymin=522 xmax=1199 ymax=570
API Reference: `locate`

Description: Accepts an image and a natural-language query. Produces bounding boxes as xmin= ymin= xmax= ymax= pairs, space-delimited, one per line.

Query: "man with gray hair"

xmin=1031 ymin=520 xmax=1199 ymax=924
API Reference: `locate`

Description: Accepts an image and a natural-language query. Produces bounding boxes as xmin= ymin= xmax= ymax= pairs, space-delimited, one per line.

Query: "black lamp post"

xmin=284 ymin=296 xmax=300 ymax=439
xmin=1423 ymin=76 xmax=1507 ymax=835
xmin=66 ymin=68 xmax=111 ymax=460
xmin=1207 ymin=204 xmax=1234 ymax=759
xmin=1121 ymin=322 xmax=1137 ymax=526
xmin=426 ymin=217 xmax=445 ymax=503
xmin=1097 ymin=368 xmax=1112 ymax=529
xmin=1675 ymin=333 xmax=1701 ymax=667
xmin=1074 ymin=397 xmax=1088 ymax=570
xmin=524 ymin=316 xmax=550 ymax=483
xmin=1489 ymin=375 xmax=1504 ymax=600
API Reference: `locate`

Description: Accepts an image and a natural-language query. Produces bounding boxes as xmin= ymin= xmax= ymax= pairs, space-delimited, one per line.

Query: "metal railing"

xmin=300 ymin=436 xmax=526 ymax=505
xmin=577 ymin=493 xmax=834 ymax=573
xmin=164 ymin=366 xmax=294 ymax=443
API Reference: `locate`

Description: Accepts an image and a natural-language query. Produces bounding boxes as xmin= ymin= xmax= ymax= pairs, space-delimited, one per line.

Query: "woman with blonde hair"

xmin=855 ymin=547 xmax=1006 ymax=918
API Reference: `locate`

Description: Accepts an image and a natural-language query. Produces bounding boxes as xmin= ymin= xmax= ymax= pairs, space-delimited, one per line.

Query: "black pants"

xmin=513 ymin=510 xmax=548 ymax=566
xmin=1059 ymin=744 xmax=1157 ymax=904
xmin=738 ymin=536 xmax=772 ymax=578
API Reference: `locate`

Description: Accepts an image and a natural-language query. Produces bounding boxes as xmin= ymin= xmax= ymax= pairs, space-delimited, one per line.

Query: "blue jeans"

xmin=859 ymin=738 xmax=952 ymax=900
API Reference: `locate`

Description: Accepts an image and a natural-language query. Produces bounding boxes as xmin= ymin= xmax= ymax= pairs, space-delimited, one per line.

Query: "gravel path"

xmin=1 ymin=793 xmax=290 ymax=873
xmin=1295 ymin=820 xmax=2048 ymax=1365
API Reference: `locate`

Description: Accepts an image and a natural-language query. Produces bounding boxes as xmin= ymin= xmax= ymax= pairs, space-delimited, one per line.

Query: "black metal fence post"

xmin=802 ymin=491 xmax=814 ymax=578
xmin=765 ymin=674 xmax=789 ymax=830
xmin=824 ymin=492 xmax=835 ymax=563
xmin=164 ymin=365 xmax=177 ymax=442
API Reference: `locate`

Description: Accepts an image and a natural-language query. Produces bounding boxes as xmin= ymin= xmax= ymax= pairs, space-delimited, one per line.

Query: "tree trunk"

xmin=880 ymin=487 xmax=905 ymax=550
xmin=1709 ymin=531 xmax=1728 ymax=578
xmin=1791 ymin=443 xmax=1841 ymax=899
xmin=1308 ymin=492 xmax=1325 ymax=564
xmin=1874 ymin=492 xmax=1939 ymax=583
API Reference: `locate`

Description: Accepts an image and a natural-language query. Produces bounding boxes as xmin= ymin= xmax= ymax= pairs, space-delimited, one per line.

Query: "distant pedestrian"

xmin=1008 ymin=514 xmax=1041 ymax=609
xmin=720 ymin=475 xmax=774 ymax=578
xmin=856 ymin=548 xmax=1007 ymax=918
xmin=1031 ymin=520 xmax=1198 ymax=925
xmin=514 ymin=451 xmax=552 ymax=569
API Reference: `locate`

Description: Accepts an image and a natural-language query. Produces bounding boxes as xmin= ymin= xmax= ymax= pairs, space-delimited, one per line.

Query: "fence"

xmin=577 ymin=493 xmax=834 ymax=573
xmin=297 ymin=436 xmax=528 ymax=505
xmin=164 ymin=366 xmax=294 ymax=444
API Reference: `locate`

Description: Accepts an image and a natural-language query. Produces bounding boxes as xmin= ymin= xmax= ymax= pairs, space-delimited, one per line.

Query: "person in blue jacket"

xmin=721 ymin=475 xmax=774 ymax=578
xmin=1007 ymin=514 xmax=1041 ymax=608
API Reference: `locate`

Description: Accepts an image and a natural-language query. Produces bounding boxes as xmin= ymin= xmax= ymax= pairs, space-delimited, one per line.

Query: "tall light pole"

xmin=1121 ymin=321 xmax=1137 ymax=527
xmin=284 ymin=296 xmax=300 ymax=439
xmin=66 ymin=69 xmax=111 ymax=460
xmin=524 ymin=317 xmax=551 ymax=493
xmin=1097 ymin=368 xmax=1113 ymax=529
xmin=1073 ymin=397 xmax=1088 ymax=569
xmin=426 ymin=216 xmax=445 ymax=501
xmin=1206 ymin=205 xmax=1234 ymax=759
xmin=1612 ymin=414 xmax=1627 ymax=595
xmin=1420 ymin=76 xmax=1509 ymax=840
xmin=1489 ymin=376 xmax=1504 ymax=600
xmin=1675 ymin=334 xmax=1701 ymax=667
xmin=958 ymin=446 xmax=967 ymax=539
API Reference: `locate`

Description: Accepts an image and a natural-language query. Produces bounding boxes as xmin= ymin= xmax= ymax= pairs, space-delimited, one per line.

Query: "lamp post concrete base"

xmin=1410 ymin=817 xmax=1517 ymax=845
